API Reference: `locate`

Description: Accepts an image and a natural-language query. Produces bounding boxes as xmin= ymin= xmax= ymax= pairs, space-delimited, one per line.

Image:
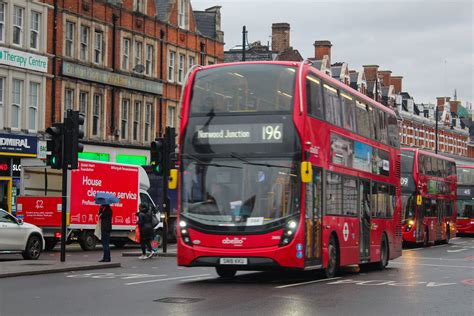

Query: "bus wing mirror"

xmin=168 ymin=169 xmax=178 ymax=190
xmin=300 ymin=162 xmax=313 ymax=183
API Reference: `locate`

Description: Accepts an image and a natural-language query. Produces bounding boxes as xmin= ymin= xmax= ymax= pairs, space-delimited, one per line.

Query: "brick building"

xmin=41 ymin=0 xmax=223 ymax=164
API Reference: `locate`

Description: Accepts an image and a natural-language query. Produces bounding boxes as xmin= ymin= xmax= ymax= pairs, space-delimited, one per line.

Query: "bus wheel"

xmin=375 ymin=235 xmax=389 ymax=270
xmin=325 ymin=235 xmax=338 ymax=278
xmin=423 ymin=228 xmax=429 ymax=248
xmin=215 ymin=267 xmax=237 ymax=279
xmin=79 ymin=231 xmax=97 ymax=251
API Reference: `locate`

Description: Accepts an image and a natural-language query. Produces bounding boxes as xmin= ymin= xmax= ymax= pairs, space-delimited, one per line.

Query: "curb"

xmin=122 ymin=252 xmax=177 ymax=258
xmin=0 ymin=262 xmax=121 ymax=279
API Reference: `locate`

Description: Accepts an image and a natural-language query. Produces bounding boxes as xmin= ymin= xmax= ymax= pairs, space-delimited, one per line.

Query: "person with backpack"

xmin=137 ymin=203 xmax=154 ymax=259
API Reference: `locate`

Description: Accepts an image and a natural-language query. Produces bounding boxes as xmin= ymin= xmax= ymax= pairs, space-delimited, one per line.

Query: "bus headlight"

xmin=179 ymin=220 xmax=193 ymax=246
xmin=280 ymin=220 xmax=299 ymax=246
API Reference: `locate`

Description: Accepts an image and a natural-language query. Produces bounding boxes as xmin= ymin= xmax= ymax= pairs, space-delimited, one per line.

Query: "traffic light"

xmin=46 ymin=123 xmax=64 ymax=169
xmin=66 ymin=110 xmax=85 ymax=169
xmin=150 ymin=138 xmax=165 ymax=175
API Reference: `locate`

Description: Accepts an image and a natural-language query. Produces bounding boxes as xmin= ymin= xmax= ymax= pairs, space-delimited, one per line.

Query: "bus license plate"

xmin=219 ymin=258 xmax=248 ymax=265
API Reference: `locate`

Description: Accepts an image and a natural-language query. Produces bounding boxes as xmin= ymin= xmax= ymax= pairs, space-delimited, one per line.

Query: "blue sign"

xmin=297 ymin=251 xmax=303 ymax=259
xmin=296 ymin=243 xmax=303 ymax=251
xmin=0 ymin=133 xmax=37 ymax=157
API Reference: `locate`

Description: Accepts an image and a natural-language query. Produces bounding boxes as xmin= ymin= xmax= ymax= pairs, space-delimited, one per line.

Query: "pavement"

xmin=0 ymin=242 xmax=176 ymax=279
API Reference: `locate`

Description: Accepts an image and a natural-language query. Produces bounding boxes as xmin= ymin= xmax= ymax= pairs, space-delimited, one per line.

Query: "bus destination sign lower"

xmin=194 ymin=123 xmax=283 ymax=145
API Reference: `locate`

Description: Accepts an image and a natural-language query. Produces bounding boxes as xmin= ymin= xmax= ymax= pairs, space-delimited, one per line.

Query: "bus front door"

xmin=304 ymin=168 xmax=322 ymax=267
xmin=359 ymin=180 xmax=371 ymax=262
xmin=415 ymin=202 xmax=424 ymax=243
xmin=437 ymin=200 xmax=444 ymax=241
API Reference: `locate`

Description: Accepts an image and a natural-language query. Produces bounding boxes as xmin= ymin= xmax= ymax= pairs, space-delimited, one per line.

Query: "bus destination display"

xmin=194 ymin=123 xmax=284 ymax=145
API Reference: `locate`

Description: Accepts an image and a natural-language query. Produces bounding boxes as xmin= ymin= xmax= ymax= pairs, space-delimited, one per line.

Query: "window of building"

xmin=80 ymin=25 xmax=89 ymax=61
xmin=92 ymin=94 xmax=102 ymax=136
xmin=121 ymin=99 xmax=129 ymax=140
xmin=341 ymin=92 xmax=356 ymax=132
xmin=11 ymin=79 xmax=23 ymax=129
xmin=167 ymin=105 xmax=175 ymax=127
xmin=0 ymin=3 xmax=5 ymax=43
xmin=134 ymin=0 xmax=145 ymax=13
xmin=188 ymin=56 xmax=195 ymax=69
xmin=28 ymin=82 xmax=39 ymax=130
xmin=65 ymin=89 xmax=74 ymax=112
xmin=79 ymin=92 xmax=88 ymax=137
xmin=326 ymin=173 xmax=342 ymax=215
xmin=145 ymin=44 xmax=153 ymax=76
xmin=168 ymin=51 xmax=175 ymax=82
xmin=306 ymin=75 xmax=324 ymax=119
xmin=145 ymin=102 xmax=152 ymax=142
xmin=0 ymin=77 xmax=4 ymax=129
xmin=133 ymin=101 xmax=141 ymax=141
xmin=13 ymin=6 xmax=24 ymax=46
xmin=94 ymin=30 xmax=103 ymax=64
xmin=323 ymin=84 xmax=341 ymax=126
xmin=65 ymin=22 xmax=75 ymax=57
xmin=122 ymin=38 xmax=130 ymax=70
xmin=30 ymin=11 xmax=41 ymax=50
xmin=178 ymin=54 xmax=185 ymax=83
xmin=178 ymin=0 xmax=188 ymax=29
xmin=134 ymin=41 xmax=143 ymax=71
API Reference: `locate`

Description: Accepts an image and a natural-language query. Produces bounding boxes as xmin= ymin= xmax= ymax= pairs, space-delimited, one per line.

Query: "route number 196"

xmin=262 ymin=125 xmax=282 ymax=140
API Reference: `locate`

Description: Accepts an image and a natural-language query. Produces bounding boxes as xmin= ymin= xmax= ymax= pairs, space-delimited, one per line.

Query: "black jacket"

xmin=137 ymin=211 xmax=154 ymax=240
xmin=99 ymin=205 xmax=112 ymax=234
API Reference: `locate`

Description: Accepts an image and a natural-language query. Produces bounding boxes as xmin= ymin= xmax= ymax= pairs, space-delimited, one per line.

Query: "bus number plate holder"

xmin=219 ymin=258 xmax=248 ymax=265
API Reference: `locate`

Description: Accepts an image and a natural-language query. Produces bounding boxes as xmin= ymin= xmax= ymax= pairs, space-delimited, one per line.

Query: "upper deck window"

xmin=190 ymin=64 xmax=296 ymax=115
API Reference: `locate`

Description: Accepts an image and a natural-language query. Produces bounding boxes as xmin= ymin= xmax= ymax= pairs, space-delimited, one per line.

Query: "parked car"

xmin=0 ymin=209 xmax=44 ymax=260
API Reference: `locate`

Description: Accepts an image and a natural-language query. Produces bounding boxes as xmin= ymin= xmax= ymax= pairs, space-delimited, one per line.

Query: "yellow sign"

xmin=416 ymin=195 xmax=422 ymax=205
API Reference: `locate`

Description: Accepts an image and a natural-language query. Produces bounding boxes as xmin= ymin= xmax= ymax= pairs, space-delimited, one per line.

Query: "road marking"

xmin=461 ymin=279 xmax=474 ymax=286
xmin=126 ymin=274 xmax=211 ymax=285
xmin=275 ymin=277 xmax=341 ymax=289
xmin=390 ymin=262 xmax=474 ymax=269
xmin=67 ymin=272 xmax=167 ymax=279
xmin=399 ymin=256 xmax=472 ymax=262
xmin=447 ymin=249 xmax=469 ymax=253
xmin=326 ymin=279 xmax=457 ymax=287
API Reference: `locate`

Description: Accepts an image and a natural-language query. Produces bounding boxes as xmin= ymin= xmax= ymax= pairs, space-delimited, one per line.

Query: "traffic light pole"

xmin=60 ymin=160 xmax=68 ymax=262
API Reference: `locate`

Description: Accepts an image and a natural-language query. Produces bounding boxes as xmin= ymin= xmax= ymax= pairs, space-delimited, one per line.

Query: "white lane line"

xmin=275 ymin=277 xmax=341 ymax=289
xmin=399 ymin=256 xmax=472 ymax=262
xmin=390 ymin=262 xmax=474 ymax=269
xmin=447 ymin=249 xmax=469 ymax=253
xmin=125 ymin=274 xmax=211 ymax=285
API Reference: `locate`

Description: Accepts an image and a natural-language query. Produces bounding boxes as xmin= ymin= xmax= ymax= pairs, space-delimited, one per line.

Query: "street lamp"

xmin=435 ymin=104 xmax=439 ymax=154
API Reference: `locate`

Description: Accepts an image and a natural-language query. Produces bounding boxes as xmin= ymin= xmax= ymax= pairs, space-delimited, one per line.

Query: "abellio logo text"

xmin=222 ymin=237 xmax=247 ymax=246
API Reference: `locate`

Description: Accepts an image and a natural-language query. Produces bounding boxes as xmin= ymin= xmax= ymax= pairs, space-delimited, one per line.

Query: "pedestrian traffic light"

xmin=46 ymin=123 xmax=64 ymax=169
xmin=66 ymin=110 xmax=85 ymax=169
xmin=150 ymin=138 xmax=165 ymax=175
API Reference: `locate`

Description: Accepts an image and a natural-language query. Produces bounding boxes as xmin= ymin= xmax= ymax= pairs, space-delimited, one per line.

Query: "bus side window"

xmin=326 ymin=172 xmax=342 ymax=215
xmin=378 ymin=110 xmax=388 ymax=145
xmin=387 ymin=114 xmax=400 ymax=147
xmin=370 ymin=182 xmax=378 ymax=218
xmin=323 ymin=84 xmax=342 ymax=127
xmin=355 ymin=101 xmax=371 ymax=139
xmin=368 ymin=106 xmax=378 ymax=141
xmin=306 ymin=75 xmax=324 ymax=119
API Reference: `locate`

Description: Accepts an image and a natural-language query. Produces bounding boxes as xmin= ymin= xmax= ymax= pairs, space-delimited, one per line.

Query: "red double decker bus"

xmin=401 ymin=148 xmax=457 ymax=246
xmin=177 ymin=61 xmax=402 ymax=278
xmin=456 ymin=165 xmax=474 ymax=235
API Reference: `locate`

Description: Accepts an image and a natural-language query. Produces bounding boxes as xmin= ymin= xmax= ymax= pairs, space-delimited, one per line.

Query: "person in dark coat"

xmin=137 ymin=203 xmax=154 ymax=259
xmin=98 ymin=204 xmax=112 ymax=262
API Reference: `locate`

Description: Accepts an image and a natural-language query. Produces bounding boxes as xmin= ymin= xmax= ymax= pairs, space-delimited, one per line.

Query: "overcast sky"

xmin=192 ymin=0 xmax=473 ymax=105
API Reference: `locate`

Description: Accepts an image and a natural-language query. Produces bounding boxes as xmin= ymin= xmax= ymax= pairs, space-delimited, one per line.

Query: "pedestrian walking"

xmin=137 ymin=203 xmax=154 ymax=259
xmin=98 ymin=204 xmax=112 ymax=262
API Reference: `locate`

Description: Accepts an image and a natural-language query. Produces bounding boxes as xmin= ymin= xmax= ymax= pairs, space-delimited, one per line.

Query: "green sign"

xmin=79 ymin=152 xmax=110 ymax=162
xmin=116 ymin=155 xmax=147 ymax=166
xmin=0 ymin=47 xmax=48 ymax=73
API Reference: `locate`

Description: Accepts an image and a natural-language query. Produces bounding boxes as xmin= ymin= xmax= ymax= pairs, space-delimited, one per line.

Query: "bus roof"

xmin=192 ymin=61 xmax=397 ymax=117
xmin=401 ymin=147 xmax=456 ymax=163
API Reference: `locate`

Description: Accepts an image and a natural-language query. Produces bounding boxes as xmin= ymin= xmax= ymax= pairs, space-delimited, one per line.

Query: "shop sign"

xmin=62 ymin=62 xmax=163 ymax=95
xmin=0 ymin=157 xmax=11 ymax=177
xmin=0 ymin=133 xmax=38 ymax=157
xmin=12 ymin=158 xmax=21 ymax=177
xmin=0 ymin=47 xmax=48 ymax=73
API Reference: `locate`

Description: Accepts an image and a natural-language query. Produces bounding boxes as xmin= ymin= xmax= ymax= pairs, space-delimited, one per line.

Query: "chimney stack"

xmin=314 ymin=40 xmax=332 ymax=64
xmin=390 ymin=76 xmax=403 ymax=94
xmin=378 ymin=70 xmax=392 ymax=88
xmin=271 ymin=23 xmax=290 ymax=54
xmin=363 ymin=65 xmax=379 ymax=81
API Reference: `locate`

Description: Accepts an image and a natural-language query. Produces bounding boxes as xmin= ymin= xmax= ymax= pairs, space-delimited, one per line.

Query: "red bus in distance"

xmin=401 ymin=148 xmax=457 ymax=246
xmin=456 ymin=165 xmax=474 ymax=235
xmin=177 ymin=61 xmax=402 ymax=278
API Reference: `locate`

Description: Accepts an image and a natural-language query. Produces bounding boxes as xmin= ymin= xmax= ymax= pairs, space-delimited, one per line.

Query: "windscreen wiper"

xmin=230 ymin=152 xmax=291 ymax=169
xmin=182 ymin=154 xmax=241 ymax=169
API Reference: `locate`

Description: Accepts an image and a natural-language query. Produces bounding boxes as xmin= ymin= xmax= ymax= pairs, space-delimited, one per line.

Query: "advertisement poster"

xmin=16 ymin=197 xmax=62 ymax=227
xmin=354 ymin=141 xmax=372 ymax=172
xmin=69 ymin=162 xmax=139 ymax=227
